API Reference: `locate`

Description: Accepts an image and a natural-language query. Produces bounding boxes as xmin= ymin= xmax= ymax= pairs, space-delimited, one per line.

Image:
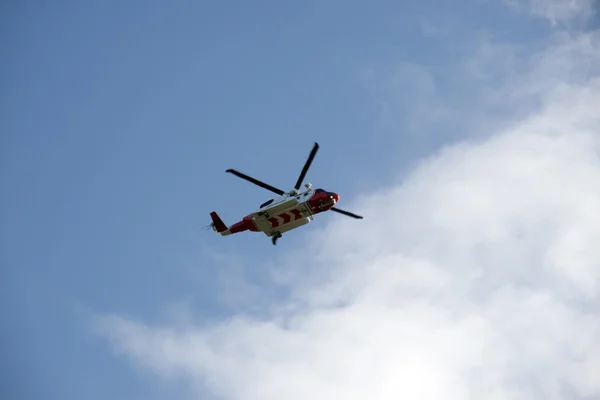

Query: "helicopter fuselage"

xmin=210 ymin=187 xmax=339 ymax=239
xmin=209 ymin=142 xmax=361 ymax=245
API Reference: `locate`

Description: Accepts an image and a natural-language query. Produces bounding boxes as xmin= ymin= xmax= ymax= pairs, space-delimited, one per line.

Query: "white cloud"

xmin=505 ymin=0 xmax=596 ymax=24
xmin=368 ymin=29 xmax=600 ymax=146
xmin=94 ymin=24 xmax=600 ymax=400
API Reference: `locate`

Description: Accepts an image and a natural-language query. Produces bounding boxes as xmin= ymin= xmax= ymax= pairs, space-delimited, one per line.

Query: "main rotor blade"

xmin=294 ymin=142 xmax=319 ymax=190
xmin=226 ymin=169 xmax=285 ymax=195
xmin=330 ymin=207 xmax=363 ymax=219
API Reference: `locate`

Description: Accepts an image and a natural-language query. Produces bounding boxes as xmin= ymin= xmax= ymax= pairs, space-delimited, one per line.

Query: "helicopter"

xmin=209 ymin=142 xmax=363 ymax=245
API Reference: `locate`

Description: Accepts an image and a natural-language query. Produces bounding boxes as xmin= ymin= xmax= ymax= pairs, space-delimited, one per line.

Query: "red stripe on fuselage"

xmin=280 ymin=212 xmax=291 ymax=224
xmin=291 ymin=209 xmax=302 ymax=220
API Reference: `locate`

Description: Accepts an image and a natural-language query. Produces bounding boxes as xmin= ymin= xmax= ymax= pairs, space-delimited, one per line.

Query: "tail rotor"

xmin=202 ymin=222 xmax=215 ymax=231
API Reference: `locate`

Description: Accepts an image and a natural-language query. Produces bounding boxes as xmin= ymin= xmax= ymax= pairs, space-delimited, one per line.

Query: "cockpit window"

xmin=315 ymin=188 xmax=325 ymax=193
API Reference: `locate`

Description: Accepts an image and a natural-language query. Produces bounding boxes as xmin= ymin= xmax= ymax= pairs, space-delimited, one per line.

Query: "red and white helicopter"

xmin=209 ymin=142 xmax=363 ymax=245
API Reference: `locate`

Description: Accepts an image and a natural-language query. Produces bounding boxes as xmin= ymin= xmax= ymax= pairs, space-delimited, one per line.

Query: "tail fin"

xmin=210 ymin=212 xmax=229 ymax=234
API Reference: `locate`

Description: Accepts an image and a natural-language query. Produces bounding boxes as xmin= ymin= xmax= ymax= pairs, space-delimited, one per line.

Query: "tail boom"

xmin=210 ymin=211 xmax=256 ymax=236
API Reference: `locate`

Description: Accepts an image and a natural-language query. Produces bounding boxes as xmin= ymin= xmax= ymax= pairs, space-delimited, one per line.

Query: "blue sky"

xmin=2 ymin=1 xmax=599 ymax=399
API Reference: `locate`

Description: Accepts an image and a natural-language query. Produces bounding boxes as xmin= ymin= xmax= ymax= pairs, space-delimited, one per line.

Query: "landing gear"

xmin=272 ymin=232 xmax=282 ymax=245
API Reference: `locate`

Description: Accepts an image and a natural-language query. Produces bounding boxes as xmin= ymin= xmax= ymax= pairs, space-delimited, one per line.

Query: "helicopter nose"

xmin=331 ymin=193 xmax=340 ymax=203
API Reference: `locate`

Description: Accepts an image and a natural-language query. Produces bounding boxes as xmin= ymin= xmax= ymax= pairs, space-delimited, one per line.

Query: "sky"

xmin=1 ymin=0 xmax=599 ymax=399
